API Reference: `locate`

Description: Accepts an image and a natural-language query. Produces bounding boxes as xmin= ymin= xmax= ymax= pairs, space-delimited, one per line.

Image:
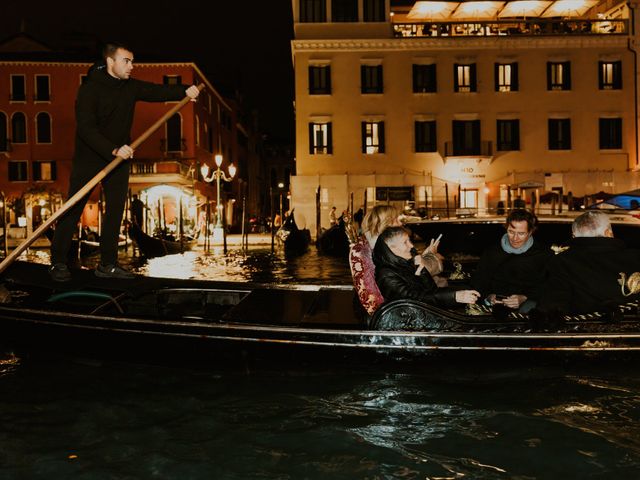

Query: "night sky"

xmin=0 ymin=0 xmax=295 ymax=141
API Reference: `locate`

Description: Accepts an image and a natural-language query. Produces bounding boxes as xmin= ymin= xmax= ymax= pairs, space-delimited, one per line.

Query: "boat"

xmin=1 ymin=261 xmax=640 ymax=366
xmin=44 ymin=227 xmax=130 ymax=257
xmin=404 ymin=212 xmax=640 ymax=259
xmin=127 ymin=222 xmax=196 ymax=258
xmin=316 ymin=222 xmax=350 ymax=258
xmin=276 ymin=210 xmax=312 ymax=256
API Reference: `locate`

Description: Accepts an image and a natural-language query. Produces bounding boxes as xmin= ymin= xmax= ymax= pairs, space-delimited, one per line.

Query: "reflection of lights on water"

xmin=143 ymin=251 xmax=200 ymax=279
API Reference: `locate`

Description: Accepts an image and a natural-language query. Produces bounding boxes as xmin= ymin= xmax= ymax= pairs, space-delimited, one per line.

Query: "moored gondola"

xmin=276 ymin=209 xmax=312 ymax=256
xmin=1 ymin=261 xmax=640 ymax=366
xmin=127 ymin=222 xmax=196 ymax=258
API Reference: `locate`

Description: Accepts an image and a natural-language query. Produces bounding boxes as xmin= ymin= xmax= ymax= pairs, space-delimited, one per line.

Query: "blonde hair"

xmin=362 ymin=204 xmax=399 ymax=237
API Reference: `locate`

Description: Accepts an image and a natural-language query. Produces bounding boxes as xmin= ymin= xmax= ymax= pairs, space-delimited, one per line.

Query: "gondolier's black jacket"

xmin=75 ymin=61 xmax=187 ymax=165
xmin=373 ymin=238 xmax=457 ymax=307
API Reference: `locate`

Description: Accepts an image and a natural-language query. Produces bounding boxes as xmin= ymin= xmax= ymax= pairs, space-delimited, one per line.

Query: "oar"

xmin=0 ymin=83 xmax=205 ymax=276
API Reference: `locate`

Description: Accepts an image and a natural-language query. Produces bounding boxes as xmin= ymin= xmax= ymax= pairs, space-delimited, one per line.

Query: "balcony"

xmin=129 ymin=160 xmax=193 ymax=185
xmin=393 ymin=19 xmax=627 ymax=38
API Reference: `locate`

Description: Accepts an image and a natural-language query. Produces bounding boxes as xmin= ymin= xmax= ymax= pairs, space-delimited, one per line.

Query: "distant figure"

xmin=129 ymin=194 xmax=145 ymax=226
xmin=329 ymin=206 xmax=337 ymax=226
xmin=471 ymin=209 xmax=551 ymax=312
xmin=353 ymin=207 xmax=364 ymax=233
xmin=538 ymin=210 xmax=640 ymax=314
xmin=373 ymin=226 xmax=479 ymax=307
xmin=48 ymin=41 xmax=200 ymax=282
xmin=513 ymin=196 xmax=526 ymax=209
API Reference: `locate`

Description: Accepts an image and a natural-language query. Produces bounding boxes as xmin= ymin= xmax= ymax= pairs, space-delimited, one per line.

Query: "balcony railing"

xmin=130 ymin=160 xmax=192 ymax=178
xmin=393 ymin=19 xmax=627 ymax=38
xmin=445 ymin=141 xmax=493 ymax=157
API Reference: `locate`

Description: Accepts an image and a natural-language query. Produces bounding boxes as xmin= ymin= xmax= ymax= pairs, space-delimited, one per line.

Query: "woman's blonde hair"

xmin=362 ymin=204 xmax=399 ymax=237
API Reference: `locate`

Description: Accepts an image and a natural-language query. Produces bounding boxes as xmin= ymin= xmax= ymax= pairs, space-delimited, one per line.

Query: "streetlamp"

xmin=200 ymin=154 xmax=236 ymax=243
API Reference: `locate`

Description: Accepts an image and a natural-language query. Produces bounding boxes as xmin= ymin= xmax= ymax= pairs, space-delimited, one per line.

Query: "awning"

xmin=407 ymin=1 xmax=460 ymax=20
xmin=498 ymin=0 xmax=553 ymax=18
xmin=451 ymin=1 xmax=506 ymax=19
xmin=540 ymin=0 xmax=599 ymax=18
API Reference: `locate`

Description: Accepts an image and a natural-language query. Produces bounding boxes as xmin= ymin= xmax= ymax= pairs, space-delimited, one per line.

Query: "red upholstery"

xmin=349 ymin=236 xmax=385 ymax=315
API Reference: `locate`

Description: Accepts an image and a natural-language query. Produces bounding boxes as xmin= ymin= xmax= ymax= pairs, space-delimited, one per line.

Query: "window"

xmin=36 ymin=112 xmax=51 ymax=143
xmin=300 ymin=0 xmax=326 ymax=22
xmin=11 ymin=112 xmax=27 ymax=143
xmin=80 ymin=74 xmax=88 ymax=84
xmin=361 ymin=121 xmax=385 ymax=154
xmin=163 ymin=75 xmax=182 ymax=85
xmin=166 ymin=114 xmax=183 ymax=152
xmin=308 ymin=65 xmax=331 ymax=94
xmin=413 ymin=64 xmax=437 ymax=93
xmin=35 ymin=75 xmax=50 ymax=101
xmin=0 ymin=112 xmax=7 ymax=152
xmin=599 ymin=118 xmax=622 ymax=149
xmin=308 ymin=122 xmax=332 ymax=154
xmin=33 ymin=161 xmax=56 ymax=181
xmin=454 ymin=64 xmax=476 ymax=92
xmin=599 ymin=61 xmax=622 ymax=90
xmin=8 ymin=161 xmax=28 ymax=182
xmin=10 ymin=75 xmax=26 ymax=102
xmin=415 ymin=121 xmax=437 ymax=152
xmin=547 ymin=62 xmax=571 ymax=90
xmin=332 ymin=0 xmax=357 ymax=21
xmin=495 ymin=63 xmax=518 ymax=92
xmin=452 ymin=120 xmax=481 ymax=155
xmin=363 ymin=0 xmax=385 ymax=21
xmin=496 ymin=119 xmax=520 ymax=151
xmin=548 ymin=118 xmax=571 ymax=150
xmin=361 ymin=65 xmax=383 ymax=94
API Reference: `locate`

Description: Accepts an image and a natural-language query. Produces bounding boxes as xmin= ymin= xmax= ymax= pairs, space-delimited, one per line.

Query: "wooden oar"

xmin=0 ymin=83 xmax=205 ymax=276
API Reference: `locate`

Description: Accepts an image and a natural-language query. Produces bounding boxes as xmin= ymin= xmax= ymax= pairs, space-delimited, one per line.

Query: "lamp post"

xmin=200 ymin=154 xmax=236 ymax=244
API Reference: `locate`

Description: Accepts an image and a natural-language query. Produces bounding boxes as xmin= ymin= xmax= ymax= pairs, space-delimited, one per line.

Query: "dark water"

xmin=3 ymin=246 xmax=640 ymax=478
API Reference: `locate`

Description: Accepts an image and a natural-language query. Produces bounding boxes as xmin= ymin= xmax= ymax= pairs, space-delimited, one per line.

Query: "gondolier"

xmin=49 ymin=42 xmax=200 ymax=282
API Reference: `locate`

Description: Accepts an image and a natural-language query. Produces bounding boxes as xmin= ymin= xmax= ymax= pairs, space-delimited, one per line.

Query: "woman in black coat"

xmin=373 ymin=226 xmax=479 ymax=307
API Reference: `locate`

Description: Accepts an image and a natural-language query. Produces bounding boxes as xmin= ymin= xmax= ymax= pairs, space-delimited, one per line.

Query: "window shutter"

xmin=453 ymin=64 xmax=459 ymax=91
xmin=308 ymin=123 xmax=314 ymax=154
xmin=325 ymin=66 xmax=332 ymax=93
xmin=361 ymin=122 xmax=367 ymax=153
xmin=546 ymin=62 xmax=552 ymax=90
xmin=598 ymin=61 xmax=604 ymax=89
xmin=360 ymin=65 xmax=366 ymax=93
xmin=494 ymin=63 xmax=499 ymax=92
xmin=378 ymin=122 xmax=385 ymax=153
xmin=512 ymin=63 xmax=519 ymax=91
xmin=51 ymin=161 xmax=57 ymax=181
xmin=430 ymin=64 xmax=437 ymax=92
xmin=327 ymin=122 xmax=333 ymax=154
xmin=564 ymin=62 xmax=571 ymax=90
xmin=614 ymin=62 xmax=622 ymax=89
xmin=470 ymin=64 xmax=477 ymax=92
xmin=414 ymin=121 xmax=420 ymax=152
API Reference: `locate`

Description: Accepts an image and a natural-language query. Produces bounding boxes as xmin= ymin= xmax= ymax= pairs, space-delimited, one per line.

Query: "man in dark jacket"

xmin=373 ymin=226 xmax=479 ymax=307
xmin=538 ymin=210 xmax=640 ymax=314
xmin=49 ymin=42 xmax=200 ymax=282
xmin=471 ymin=209 xmax=551 ymax=312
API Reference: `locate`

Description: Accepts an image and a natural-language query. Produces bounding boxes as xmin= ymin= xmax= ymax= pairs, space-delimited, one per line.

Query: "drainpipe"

xmin=628 ymin=3 xmax=639 ymax=171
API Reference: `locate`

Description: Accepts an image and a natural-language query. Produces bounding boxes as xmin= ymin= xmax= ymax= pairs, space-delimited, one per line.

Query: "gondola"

xmin=316 ymin=221 xmax=350 ymax=258
xmin=276 ymin=209 xmax=311 ymax=256
xmin=127 ymin=222 xmax=196 ymax=258
xmin=1 ymin=261 xmax=640 ymax=366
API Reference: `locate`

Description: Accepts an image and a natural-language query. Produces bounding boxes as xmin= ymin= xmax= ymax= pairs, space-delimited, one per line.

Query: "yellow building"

xmin=290 ymin=0 xmax=640 ymax=233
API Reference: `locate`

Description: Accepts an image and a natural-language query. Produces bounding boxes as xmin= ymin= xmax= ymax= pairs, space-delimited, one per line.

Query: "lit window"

xmin=361 ymin=121 xmax=385 ymax=154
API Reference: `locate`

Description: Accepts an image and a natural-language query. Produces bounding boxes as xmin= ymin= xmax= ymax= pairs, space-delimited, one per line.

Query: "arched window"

xmin=36 ymin=112 xmax=52 ymax=143
xmin=0 ymin=112 xmax=7 ymax=152
xmin=11 ymin=112 xmax=27 ymax=143
xmin=166 ymin=114 xmax=182 ymax=152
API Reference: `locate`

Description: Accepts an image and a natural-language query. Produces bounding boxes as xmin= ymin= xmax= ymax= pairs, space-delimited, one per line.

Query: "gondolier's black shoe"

xmin=95 ymin=263 xmax=135 ymax=280
xmin=49 ymin=263 xmax=71 ymax=282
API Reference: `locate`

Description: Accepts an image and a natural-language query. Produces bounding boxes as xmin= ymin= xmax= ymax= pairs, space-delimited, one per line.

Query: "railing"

xmin=393 ymin=19 xmax=627 ymax=38
xmin=129 ymin=160 xmax=192 ymax=178
xmin=444 ymin=141 xmax=493 ymax=157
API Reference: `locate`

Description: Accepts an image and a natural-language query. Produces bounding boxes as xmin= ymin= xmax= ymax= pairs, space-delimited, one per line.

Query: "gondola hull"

xmin=127 ymin=222 xmax=195 ymax=258
xmin=2 ymin=262 xmax=640 ymax=366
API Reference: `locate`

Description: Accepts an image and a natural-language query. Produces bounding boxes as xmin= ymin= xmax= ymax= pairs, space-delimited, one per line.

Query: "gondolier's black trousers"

xmin=51 ymin=158 xmax=129 ymax=266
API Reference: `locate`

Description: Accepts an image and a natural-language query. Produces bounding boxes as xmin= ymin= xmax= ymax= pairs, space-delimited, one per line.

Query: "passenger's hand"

xmin=113 ymin=144 xmax=134 ymax=159
xmin=455 ymin=289 xmax=480 ymax=304
xmin=487 ymin=293 xmax=498 ymax=305
xmin=424 ymin=236 xmax=441 ymax=255
xmin=502 ymin=294 xmax=526 ymax=309
xmin=186 ymin=85 xmax=200 ymax=101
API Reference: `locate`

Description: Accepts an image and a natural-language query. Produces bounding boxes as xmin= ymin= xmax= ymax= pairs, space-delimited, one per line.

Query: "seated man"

xmin=471 ymin=209 xmax=551 ymax=312
xmin=538 ymin=210 xmax=640 ymax=314
xmin=373 ymin=226 xmax=479 ymax=307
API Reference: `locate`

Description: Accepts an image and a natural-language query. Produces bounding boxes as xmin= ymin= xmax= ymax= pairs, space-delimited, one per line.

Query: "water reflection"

xmin=18 ymin=246 xmax=353 ymax=285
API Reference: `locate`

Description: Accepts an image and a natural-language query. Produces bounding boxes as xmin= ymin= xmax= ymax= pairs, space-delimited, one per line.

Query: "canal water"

xmin=2 ymin=246 xmax=640 ymax=478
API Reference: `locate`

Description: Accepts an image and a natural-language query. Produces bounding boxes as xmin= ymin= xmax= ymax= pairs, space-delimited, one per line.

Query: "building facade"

xmin=290 ymin=0 xmax=640 ymax=233
xmin=0 ymin=35 xmax=262 ymax=242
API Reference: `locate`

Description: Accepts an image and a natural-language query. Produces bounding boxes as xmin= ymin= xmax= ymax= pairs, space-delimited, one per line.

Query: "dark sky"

xmin=0 ymin=0 xmax=295 ymax=141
